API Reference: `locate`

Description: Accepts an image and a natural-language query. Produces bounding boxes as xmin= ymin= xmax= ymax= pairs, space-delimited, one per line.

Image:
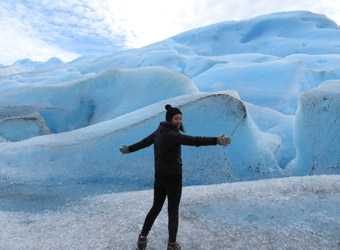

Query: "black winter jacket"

xmin=128 ymin=121 xmax=217 ymax=179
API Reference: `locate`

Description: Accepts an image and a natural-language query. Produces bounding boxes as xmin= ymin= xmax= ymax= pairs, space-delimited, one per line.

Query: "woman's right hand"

xmin=119 ymin=145 xmax=130 ymax=154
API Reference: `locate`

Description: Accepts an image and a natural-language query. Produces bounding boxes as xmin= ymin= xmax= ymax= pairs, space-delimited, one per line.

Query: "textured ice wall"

xmin=0 ymin=92 xmax=283 ymax=186
xmin=0 ymin=106 xmax=52 ymax=142
xmin=287 ymin=81 xmax=340 ymax=175
xmin=0 ymin=66 xmax=198 ymax=135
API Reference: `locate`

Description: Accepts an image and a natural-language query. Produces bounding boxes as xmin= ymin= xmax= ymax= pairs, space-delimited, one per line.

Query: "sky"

xmin=0 ymin=0 xmax=340 ymax=66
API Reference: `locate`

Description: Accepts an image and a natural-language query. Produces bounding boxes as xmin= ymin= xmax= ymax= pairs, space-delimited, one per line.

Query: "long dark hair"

xmin=179 ymin=123 xmax=185 ymax=132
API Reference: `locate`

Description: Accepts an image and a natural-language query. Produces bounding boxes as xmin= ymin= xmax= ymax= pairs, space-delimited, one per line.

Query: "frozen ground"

xmin=1 ymin=175 xmax=340 ymax=250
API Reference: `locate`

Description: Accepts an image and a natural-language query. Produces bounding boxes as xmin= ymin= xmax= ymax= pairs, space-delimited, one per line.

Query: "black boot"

xmin=136 ymin=235 xmax=147 ymax=250
xmin=167 ymin=242 xmax=181 ymax=250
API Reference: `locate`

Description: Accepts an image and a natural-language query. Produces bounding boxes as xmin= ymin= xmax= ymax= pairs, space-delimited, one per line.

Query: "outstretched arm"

xmin=119 ymin=131 xmax=155 ymax=154
xmin=173 ymin=133 xmax=230 ymax=147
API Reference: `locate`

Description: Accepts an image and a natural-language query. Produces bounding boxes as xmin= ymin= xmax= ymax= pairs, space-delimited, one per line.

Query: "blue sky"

xmin=1 ymin=0 xmax=339 ymax=65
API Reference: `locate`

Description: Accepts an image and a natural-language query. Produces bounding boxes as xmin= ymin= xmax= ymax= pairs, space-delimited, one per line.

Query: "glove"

xmin=217 ymin=134 xmax=231 ymax=146
xmin=119 ymin=145 xmax=130 ymax=154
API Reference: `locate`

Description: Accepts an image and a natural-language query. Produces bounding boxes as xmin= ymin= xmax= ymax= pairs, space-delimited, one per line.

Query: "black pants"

xmin=141 ymin=177 xmax=182 ymax=242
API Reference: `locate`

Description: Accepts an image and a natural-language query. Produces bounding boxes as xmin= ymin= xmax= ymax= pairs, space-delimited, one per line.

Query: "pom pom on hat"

xmin=165 ymin=104 xmax=172 ymax=111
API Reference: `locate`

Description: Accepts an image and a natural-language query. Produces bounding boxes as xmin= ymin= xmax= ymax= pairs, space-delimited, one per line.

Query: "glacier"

xmin=1 ymin=10 xmax=340 ymax=249
xmin=1 ymin=11 xmax=339 ymax=172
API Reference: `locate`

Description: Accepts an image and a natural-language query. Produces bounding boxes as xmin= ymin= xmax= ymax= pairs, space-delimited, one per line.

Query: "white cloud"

xmin=310 ymin=0 xmax=340 ymax=25
xmin=104 ymin=0 xmax=207 ymax=47
xmin=0 ymin=3 xmax=79 ymax=65
xmin=0 ymin=0 xmax=339 ymax=65
xmin=0 ymin=1 xmax=129 ymax=65
xmin=103 ymin=0 xmax=340 ymax=48
xmin=0 ymin=12 xmax=79 ymax=65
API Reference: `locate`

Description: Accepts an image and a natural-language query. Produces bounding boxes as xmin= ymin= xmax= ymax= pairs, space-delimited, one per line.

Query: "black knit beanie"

xmin=165 ymin=104 xmax=182 ymax=122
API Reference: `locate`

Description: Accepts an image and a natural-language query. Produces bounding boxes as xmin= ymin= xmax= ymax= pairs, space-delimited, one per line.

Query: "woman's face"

xmin=171 ymin=114 xmax=182 ymax=129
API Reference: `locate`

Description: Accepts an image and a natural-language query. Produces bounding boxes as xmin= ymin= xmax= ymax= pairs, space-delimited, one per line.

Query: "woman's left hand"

xmin=217 ymin=135 xmax=231 ymax=146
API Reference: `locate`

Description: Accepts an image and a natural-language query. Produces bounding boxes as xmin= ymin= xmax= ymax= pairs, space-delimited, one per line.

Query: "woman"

xmin=119 ymin=104 xmax=231 ymax=250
